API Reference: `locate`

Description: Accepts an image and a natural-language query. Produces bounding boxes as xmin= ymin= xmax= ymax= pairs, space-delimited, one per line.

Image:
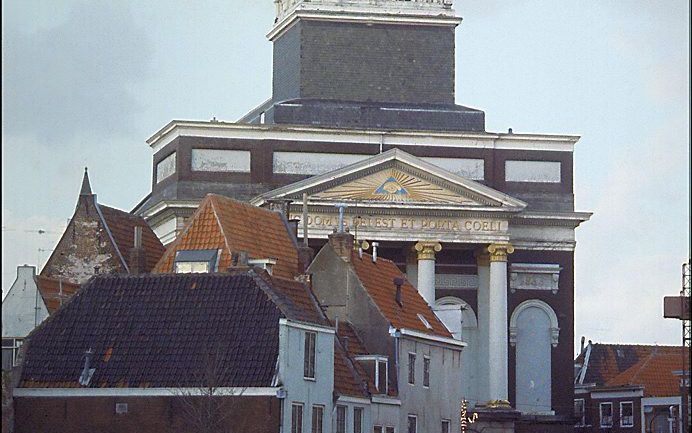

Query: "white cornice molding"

xmin=14 ymin=387 xmax=281 ymax=398
xmin=147 ymin=121 xmax=580 ymax=155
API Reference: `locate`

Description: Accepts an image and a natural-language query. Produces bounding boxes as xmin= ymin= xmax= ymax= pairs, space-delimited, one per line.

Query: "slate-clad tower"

xmin=242 ymin=0 xmax=485 ymax=131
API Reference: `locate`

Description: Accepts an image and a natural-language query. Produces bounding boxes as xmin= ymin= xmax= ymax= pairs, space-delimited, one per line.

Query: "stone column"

xmin=414 ymin=241 xmax=442 ymax=305
xmin=486 ymin=242 xmax=514 ymax=406
xmin=474 ymin=249 xmax=491 ymax=404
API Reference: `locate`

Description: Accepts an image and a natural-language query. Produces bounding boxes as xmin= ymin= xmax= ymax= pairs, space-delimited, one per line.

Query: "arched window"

xmin=435 ymin=297 xmax=479 ymax=406
xmin=509 ymin=299 xmax=559 ymax=414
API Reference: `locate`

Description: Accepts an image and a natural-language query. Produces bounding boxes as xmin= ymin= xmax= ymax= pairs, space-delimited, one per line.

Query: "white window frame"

xmin=423 ymin=356 xmax=431 ymax=388
xmin=407 ymin=415 xmax=417 ymax=433
xmin=304 ymin=331 xmax=316 ymax=380
xmin=619 ymin=401 xmax=634 ymax=428
xmin=2 ymin=338 xmax=23 ymax=369
xmin=354 ymin=407 xmax=364 ymax=433
xmin=599 ymin=402 xmax=613 ymax=428
xmin=336 ymin=405 xmax=347 ymax=433
xmin=408 ymin=352 xmax=416 ymax=385
xmin=375 ymin=359 xmax=388 ymax=393
xmin=441 ymin=419 xmax=450 ymax=433
xmin=574 ymin=398 xmax=586 ymax=426
xmin=292 ymin=402 xmax=304 ymax=433
xmin=311 ymin=405 xmax=324 ymax=433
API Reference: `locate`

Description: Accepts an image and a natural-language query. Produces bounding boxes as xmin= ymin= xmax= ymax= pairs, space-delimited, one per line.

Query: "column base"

xmin=470 ymin=404 xmax=521 ymax=433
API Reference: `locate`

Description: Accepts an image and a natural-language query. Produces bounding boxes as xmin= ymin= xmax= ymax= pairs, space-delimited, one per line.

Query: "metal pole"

xmin=302 ymin=193 xmax=309 ymax=247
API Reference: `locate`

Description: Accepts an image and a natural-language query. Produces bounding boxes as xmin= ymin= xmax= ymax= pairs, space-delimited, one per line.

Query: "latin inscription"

xmin=289 ymin=214 xmax=507 ymax=233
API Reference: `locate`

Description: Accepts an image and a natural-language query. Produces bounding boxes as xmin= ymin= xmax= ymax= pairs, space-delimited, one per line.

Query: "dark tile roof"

xmin=351 ymin=253 xmax=452 ymax=338
xmin=34 ymin=276 xmax=80 ymax=314
xmin=97 ymin=204 xmax=165 ymax=273
xmin=154 ymin=194 xmax=300 ymax=280
xmin=20 ymin=273 xmax=288 ymax=388
xmin=577 ymin=343 xmax=682 ymax=386
xmin=607 ymin=350 xmax=689 ymax=397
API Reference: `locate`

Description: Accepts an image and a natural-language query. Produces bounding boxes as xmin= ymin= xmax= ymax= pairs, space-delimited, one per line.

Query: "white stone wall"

xmin=156 ymin=152 xmax=176 ymax=183
xmin=273 ymin=152 xmax=370 ymax=175
xmin=505 ymin=160 xmax=561 ymax=183
xmin=423 ymin=157 xmax=484 ymax=180
xmin=2 ymin=266 xmax=48 ymax=338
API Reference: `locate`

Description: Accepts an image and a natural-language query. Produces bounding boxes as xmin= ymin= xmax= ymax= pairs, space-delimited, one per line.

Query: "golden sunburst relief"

xmin=313 ymin=169 xmax=476 ymax=204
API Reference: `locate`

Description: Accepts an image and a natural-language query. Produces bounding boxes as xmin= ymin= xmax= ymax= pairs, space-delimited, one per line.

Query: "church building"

xmin=133 ymin=1 xmax=591 ymax=431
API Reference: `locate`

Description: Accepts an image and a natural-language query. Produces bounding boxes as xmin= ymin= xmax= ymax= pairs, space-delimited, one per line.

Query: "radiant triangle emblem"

xmin=374 ymin=177 xmax=409 ymax=196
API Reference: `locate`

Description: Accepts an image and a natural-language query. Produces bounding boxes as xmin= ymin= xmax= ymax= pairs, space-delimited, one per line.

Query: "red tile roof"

xmin=576 ymin=343 xmax=682 ymax=386
xmin=98 ymin=204 xmax=165 ymax=273
xmin=607 ymin=350 xmax=689 ymax=397
xmin=154 ymin=194 xmax=300 ymax=280
xmin=34 ymin=276 xmax=80 ymax=314
xmin=337 ymin=322 xmax=369 ymax=357
xmin=351 ymin=253 xmax=452 ymax=338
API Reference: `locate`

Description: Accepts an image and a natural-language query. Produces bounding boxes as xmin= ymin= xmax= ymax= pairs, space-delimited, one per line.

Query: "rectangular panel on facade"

xmin=273 ymin=152 xmax=370 ymax=175
xmin=510 ymin=263 xmax=561 ymax=294
xmin=191 ymin=149 xmax=251 ymax=172
xmin=156 ymin=152 xmax=176 ymax=183
xmin=422 ymin=157 xmax=484 ymax=180
xmin=505 ymin=160 xmax=561 ymax=183
xmin=435 ymin=274 xmax=478 ymax=289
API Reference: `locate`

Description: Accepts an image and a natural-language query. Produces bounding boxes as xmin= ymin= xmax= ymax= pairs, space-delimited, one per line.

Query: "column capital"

xmin=414 ymin=241 xmax=442 ymax=260
xmin=474 ymin=248 xmax=490 ymax=267
xmin=487 ymin=242 xmax=514 ymax=262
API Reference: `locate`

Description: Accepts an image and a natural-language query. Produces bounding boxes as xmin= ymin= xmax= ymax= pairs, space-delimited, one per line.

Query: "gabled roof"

xmin=97 ymin=204 xmax=165 ymax=273
xmin=252 ymin=148 xmax=526 ymax=212
xmin=575 ymin=342 xmax=682 ymax=386
xmin=20 ymin=271 xmax=315 ymax=388
xmin=154 ymin=194 xmax=300 ymax=280
xmin=351 ymin=253 xmax=452 ymax=338
xmin=607 ymin=350 xmax=689 ymax=397
xmin=34 ymin=276 xmax=80 ymax=314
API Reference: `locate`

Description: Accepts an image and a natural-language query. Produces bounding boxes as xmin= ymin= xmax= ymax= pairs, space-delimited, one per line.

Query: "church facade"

xmin=133 ymin=1 xmax=590 ymax=431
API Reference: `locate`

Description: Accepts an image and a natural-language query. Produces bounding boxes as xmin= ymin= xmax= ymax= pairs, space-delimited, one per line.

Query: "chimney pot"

xmin=328 ymin=231 xmax=354 ymax=262
xmin=394 ymin=277 xmax=404 ymax=307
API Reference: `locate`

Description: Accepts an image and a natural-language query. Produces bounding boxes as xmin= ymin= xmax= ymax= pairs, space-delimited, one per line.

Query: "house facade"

xmin=574 ymin=341 xmax=690 ymax=433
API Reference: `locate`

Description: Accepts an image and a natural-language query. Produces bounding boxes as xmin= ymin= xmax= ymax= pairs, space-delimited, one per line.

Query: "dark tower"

xmin=242 ymin=0 xmax=485 ymax=131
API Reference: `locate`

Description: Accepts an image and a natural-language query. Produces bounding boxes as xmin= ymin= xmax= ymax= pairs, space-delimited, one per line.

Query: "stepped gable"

xmin=154 ymin=194 xmax=300 ymax=280
xmin=607 ymin=350 xmax=689 ymax=397
xmin=351 ymin=252 xmax=452 ymax=338
xmin=34 ymin=276 xmax=80 ymax=314
xmin=20 ymin=272 xmax=294 ymax=388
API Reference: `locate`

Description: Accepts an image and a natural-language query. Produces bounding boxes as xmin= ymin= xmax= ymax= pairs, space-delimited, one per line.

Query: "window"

xmin=304 ymin=332 xmax=316 ymax=379
xmin=620 ymin=401 xmax=634 ymax=427
xmin=600 ymin=402 xmax=613 ymax=428
xmin=354 ymin=407 xmax=363 ymax=433
xmin=336 ymin=405 xmax=347 ymax=433
xmin=311 ymin=405 xmax=324 ymax=433
xmin=574 ymin=399 xmax=585 ymax=426
xmin=174 ymin=249 xmax=219 ymax=273
xmin=423 ymin=356 xmax=431 ymax=387
xmin=2 ymin=338 xmax=23 ymax=370
xmin=374 ymin=427 xmax=383 ymax=433
xmin=376 ymin=360 xmax=388 ymax=393
xmin=417 ymin=313 xmax=433 ymax=330
xmin=407 ymin=415 xmax=417 ymax=433
xmin=441 ymin=420 xmax=450 ymax=433
xmin=292 ymin=403 xmax=304 ymax=433
xmin=408 ymin=353 xmax=416 ymax=385
xmin=385 ymin=427 xmax=395 ymax=433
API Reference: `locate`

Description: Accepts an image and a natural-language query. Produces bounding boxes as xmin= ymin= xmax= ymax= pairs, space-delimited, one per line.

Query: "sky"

xmin=2 ymin=0 xmax=690 ymax=354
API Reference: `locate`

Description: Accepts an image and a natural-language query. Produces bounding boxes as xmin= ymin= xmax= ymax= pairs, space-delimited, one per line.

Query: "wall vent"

xmin=115 ymin=403 xmax=128 ymax=414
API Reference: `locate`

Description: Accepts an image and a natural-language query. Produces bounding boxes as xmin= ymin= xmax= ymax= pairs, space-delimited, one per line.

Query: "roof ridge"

xmin=209 ymin=196 xmax=234 ymax=267
xmin=93 ymin=201 xmax=130 ymax=273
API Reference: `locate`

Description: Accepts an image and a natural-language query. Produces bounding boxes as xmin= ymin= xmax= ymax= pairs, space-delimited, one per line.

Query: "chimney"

xmin=394 ymin=277 xmax=404 ymax=307
xmin=328 ymin=229 xmax=354 ymax=263
xmin=129 ymin=226 xmax=146 ymax=275
xmin=580 ymin=336 xmax=585 ymax=354
xmin=231 ymin=251 xmax=249 ymax=267
xmin=371 ymin=242 xmax=379 ymax=263
xmin=287 ymin=218 xmax=300 ymax=242
xmin=248 ymin=258 xmax=278 ymax=275
xmin=343 ymin=336 xmax=349 ymax=352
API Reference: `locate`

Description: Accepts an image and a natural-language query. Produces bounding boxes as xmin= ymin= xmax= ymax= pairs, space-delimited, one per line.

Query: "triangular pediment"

xmin=313 ymin=168 xmax=482 ymax=205
xmin=253 ymin=149 xmax=526 ymax=212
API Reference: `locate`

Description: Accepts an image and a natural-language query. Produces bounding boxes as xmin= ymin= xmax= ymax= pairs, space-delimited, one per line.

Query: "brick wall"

xmin=14 ymin=395 xmax=280 ymax=433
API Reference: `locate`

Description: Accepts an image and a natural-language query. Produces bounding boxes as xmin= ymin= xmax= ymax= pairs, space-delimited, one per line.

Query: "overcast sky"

xmin=2 ymin=0 xmax=689 ymax=354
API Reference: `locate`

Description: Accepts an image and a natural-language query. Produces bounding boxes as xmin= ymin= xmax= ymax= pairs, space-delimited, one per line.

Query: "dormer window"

xmin=174 ymin=249 xmax=220 ymax=273
xmin=354 ymin=355 xmax=388 ymax=394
